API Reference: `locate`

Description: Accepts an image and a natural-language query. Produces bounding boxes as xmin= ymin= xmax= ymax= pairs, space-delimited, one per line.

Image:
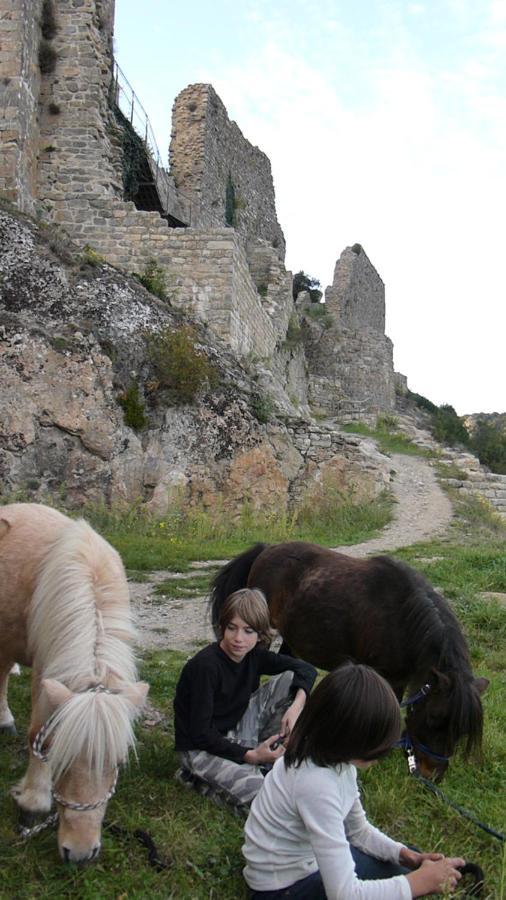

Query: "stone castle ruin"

xmin=0 ymin=0 xmax=426 ymax=515
xmin=0 ymin=0 xmax=400 ymax=420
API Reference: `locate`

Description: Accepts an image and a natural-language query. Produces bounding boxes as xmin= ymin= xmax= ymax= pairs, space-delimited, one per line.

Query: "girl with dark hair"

xmin=174 ymin=589 xmax=317 ymax=813
xmin=243 ymin=664 xmax=465 ymax=898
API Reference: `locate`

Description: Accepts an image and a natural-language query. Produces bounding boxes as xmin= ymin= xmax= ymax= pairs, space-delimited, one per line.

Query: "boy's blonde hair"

xmin=218 ymin=588 xmax=273 ymax=647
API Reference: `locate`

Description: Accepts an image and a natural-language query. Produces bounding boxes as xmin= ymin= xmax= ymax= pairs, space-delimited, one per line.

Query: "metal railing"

xmin=110 ymin=60 xmax=236 ymax=230
xmin=111 ymin=61 xmax=190 ymax=220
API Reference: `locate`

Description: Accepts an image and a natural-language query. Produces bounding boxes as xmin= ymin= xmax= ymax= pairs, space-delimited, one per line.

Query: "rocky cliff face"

xmin=0 ymin=206 xmax=391 ymax=515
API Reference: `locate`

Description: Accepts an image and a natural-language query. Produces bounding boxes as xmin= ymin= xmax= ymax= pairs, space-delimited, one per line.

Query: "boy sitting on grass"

xmin=174 ymin=588 xmax=317 ymax=814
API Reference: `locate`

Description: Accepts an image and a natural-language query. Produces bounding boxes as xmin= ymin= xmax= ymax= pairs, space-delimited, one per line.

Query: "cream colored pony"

xmin=0 ymin=503 xmax=148 ymax=863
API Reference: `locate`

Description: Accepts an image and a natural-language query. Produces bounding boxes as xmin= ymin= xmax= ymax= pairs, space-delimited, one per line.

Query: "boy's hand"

xmin=244 ymin=735 xmax=286 ymax=765
xmin=280 ymin=688 xmax=307 ymax=737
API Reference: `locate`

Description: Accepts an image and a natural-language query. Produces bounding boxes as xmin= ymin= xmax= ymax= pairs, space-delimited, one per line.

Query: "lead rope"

xmin=407 ymin=762 xmax=505 ymax=843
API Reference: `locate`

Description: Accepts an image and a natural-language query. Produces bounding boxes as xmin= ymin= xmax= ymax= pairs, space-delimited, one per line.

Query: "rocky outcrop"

xmin=0 ymin=207 xmax=391 ymax=514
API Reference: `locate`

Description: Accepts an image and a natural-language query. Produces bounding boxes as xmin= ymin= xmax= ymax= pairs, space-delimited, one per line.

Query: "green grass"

xmin=341 ymin=420 xmax=433 ymax=457
xmin=91 ymin=492 xmax=394 ymax=572
xmin=1 ymin=497 xmax=505 ymax=897
xmin=154 ymin=572 xmax=219 ymax=597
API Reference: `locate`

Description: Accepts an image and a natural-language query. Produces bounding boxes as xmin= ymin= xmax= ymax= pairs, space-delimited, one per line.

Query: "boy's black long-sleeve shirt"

xmin=174 ymin=642 xmax=317 ymax=763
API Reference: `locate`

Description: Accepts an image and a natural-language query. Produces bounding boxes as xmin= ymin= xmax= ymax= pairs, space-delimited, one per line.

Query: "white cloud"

xmin=210 ymin=35 xmax=505 ymax=413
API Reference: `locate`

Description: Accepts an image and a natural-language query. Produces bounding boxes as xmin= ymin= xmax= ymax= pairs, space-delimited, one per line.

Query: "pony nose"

xmin=61 ymin=843 xmax=101 ymax=863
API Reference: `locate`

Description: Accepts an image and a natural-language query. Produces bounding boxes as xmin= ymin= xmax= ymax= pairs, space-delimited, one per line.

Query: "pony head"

xmin=40 ymin=677 xmax=149 ymax=863
xmin=405 ymin=670 xmax=489 ymax=780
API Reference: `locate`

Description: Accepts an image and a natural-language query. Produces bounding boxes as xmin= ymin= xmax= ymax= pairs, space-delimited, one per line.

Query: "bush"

xmin=431 ymin=404 xmax=469 ymax=447
xmin=407 ymin=390 xmax=438 ymax=414
xmin=470 ymin=419 xmax=506 ymax=474
xmin=81 ymin=244 xmax=105 ymax=267
xmin=251 ymin=393 xmax=274 ymax=424
xmin=303 ymin=304 xmax=333 ymax=329
xmin=118 ymin=384 xmax=147 ymax=431
xmin=376 ymin=414 xmax=399 ymax=432
xmin=146 ymin=325 xmax=219 ymax=404
xmin=133 ymin=259 xmax=167 ymax=301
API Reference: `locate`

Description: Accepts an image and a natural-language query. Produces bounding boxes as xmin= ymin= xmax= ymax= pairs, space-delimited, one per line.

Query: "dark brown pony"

xmin=210 ymin=541 xmax=488 ymax=780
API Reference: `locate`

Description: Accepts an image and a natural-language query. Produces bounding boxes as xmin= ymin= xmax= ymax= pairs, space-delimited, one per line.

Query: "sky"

xmin=114 ymin=0 xmax=506 ymax=416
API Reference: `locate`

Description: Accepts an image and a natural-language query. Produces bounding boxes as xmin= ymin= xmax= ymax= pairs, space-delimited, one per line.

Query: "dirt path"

xmin=332 ymin=453 xmax=453 ymax=557
xmin=130 ymin=454 xmax=453 ymax=653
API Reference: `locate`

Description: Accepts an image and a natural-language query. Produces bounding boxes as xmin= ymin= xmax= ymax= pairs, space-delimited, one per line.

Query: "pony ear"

xmin=474 ymin=676 xmax=489 ymax=695
xmin=0 ymin=518 xmax=11 ymax=540
xmin=430 ymin=668 xmax=451 ymax=690
xmin=41 ymin=678 xmax=74 ymax=708
xmin=119 ymin=681 xmax=150 ymax=709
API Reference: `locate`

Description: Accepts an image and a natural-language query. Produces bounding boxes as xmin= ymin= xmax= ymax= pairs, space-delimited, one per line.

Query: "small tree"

xmin=292 ymin=271 xmax=322 ymax=303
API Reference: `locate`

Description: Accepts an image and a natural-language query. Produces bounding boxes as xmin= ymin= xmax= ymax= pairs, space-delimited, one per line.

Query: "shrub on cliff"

xmin=292 ymin=271 xmax=322 ymax=303
xmin=118 ymin=384 xmax=147 ymax=431
xmin=431 ymin=404 xmax=470 ymax=447
xmin=146 ymin=325 xmax=220 ymax=404
xmin=469 ymin=419 xmax=506 ymax=474
xmin=133 ymin=258 xmax=167 ymax=301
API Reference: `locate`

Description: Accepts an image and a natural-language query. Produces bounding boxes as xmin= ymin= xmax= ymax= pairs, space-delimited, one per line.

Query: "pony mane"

xmin=29 ymin=518 xmax=137 ymax=687
xmin=28 ymin=518 xmax=140 ymax=774
xmin=45 ymin=690 xmax=139 ymax=783
xmin=382 ymin=558 xmax=483 ymax=755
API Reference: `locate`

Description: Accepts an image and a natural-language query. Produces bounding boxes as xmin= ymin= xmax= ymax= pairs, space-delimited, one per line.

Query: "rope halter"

xmin=26 ymin=683 xmax=120 ymax=831
xmin=396 ymin=682 xmax=450 ymax=771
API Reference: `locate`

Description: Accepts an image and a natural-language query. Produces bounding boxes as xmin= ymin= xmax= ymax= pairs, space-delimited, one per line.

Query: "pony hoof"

xmin=0 ymin=722 xmax=17 ymax=736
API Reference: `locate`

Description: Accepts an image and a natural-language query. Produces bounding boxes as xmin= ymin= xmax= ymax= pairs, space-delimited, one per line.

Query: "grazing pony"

xmin=0 ymin=503 xmax=148 ymax=862
xmin=210 ymin=541 xmax=488 ymax=780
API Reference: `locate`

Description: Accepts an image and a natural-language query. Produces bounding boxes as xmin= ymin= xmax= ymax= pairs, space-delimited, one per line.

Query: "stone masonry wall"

xmin=170 ymin=83 xmax=286 ymax=258
xmin=325 ymin=244 xmax=385 ymax=332
xmin=0 ymin=0 xmax=43 ymax=214
xmin=36 ymin=0 xmax=123 ymax=227
xmin=70 ymin=203 xmax=279 ymax=360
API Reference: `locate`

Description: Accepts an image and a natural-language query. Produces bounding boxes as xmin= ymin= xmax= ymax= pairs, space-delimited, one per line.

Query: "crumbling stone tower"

xmin=170 ymin=84 xmax=286 ymax=258
xmin=302 ymin=244 xmax=396 ymax=417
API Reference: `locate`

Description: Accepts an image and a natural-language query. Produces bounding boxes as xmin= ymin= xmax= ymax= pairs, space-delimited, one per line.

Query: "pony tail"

xmin=209 ymin=543 xmax=268 ymax=637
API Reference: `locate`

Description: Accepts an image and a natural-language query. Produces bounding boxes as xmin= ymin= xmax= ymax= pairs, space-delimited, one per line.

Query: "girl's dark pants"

xmin=249 ymin=846 xmax=410 ymax=898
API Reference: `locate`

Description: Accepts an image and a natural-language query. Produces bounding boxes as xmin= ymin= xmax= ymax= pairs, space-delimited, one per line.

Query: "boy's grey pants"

xmin=179 ymin=671 xmax=294 ymax=809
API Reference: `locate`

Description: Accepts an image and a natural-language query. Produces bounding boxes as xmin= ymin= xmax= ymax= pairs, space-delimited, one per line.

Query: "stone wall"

xmin=36 ymin=0 xmax=124 ymax=226
xmin=170 ymin=83 xmax=286 ymax=258
xmin=0 ymin=0 xmax=43 ymax=214
xmin=325 ymin=244 xmax=385 ymax=332
xmin=66 ymin=203 xmax=280 ymax=361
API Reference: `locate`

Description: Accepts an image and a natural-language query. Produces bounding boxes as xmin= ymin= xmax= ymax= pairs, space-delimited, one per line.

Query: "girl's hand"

xmin=406 ymin=857 xmax=465 ymax=897
xmin=399 ymin=847 xmax=444 ymax=869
